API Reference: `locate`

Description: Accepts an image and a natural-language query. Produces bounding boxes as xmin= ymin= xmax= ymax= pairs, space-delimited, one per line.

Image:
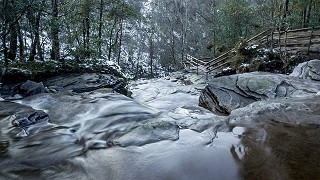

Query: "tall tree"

xmin=51 ymin=0 xmax=60 ymax=61
xmin=1 ymin=0 xmax=9 ymax=65
xmin=81 ymin=0 xmax=91 ymax=56
xmin=28 ymin=0 xmax=45 ymax=61
xmin=98 ymin=0 xmax=104 ymax=57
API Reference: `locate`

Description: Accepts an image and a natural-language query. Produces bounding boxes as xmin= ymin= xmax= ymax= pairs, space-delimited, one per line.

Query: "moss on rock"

xmin=0 ymin=60 xmax=126 ymax=84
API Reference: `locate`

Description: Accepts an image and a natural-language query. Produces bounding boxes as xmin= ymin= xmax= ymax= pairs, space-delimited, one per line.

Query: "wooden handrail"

xmin=205 ymin=48 xmax=235 ymax=65
xmin=186 ymin=54 xmax=207 ymax=66
xmin=206 ymin=62 xmax=230 ymax=74
xmin=245 ymin=29 xmax=272 ymax=44
xmin=272 ymin=26 xmax=320 ymax=34
xmin=206 ymin=56 xmax=229 ymax=70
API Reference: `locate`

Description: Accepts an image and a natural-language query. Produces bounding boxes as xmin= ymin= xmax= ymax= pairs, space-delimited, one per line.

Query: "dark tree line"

xmin=1 ymin=0 xmax=319 ymax=75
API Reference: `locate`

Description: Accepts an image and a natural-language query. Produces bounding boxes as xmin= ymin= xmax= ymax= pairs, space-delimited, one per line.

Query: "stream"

xmin=0 ymin=73 xmax=320 ymax=179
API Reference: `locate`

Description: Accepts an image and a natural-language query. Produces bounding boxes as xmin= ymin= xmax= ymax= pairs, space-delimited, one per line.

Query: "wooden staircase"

xmin=184 ymin=26 xmax=320 ymax=79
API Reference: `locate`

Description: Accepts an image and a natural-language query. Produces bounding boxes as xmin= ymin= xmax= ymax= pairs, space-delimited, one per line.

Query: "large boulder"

xmin=199 ymin=71 xmax=320 ymax=115
xmin=44 ymin=73 xmax=129 ymax=96
xmin=0 ymin=80 xmax=48 ymax=100
xmin=12 ymin=110 xmax=50 ymax=128
xmin=20 ymin=80 xmax=48 ymax=96
xmin=228 ymin=95 xmax=320 ymax=127
xmin=289 ymin=59 xmax=320 ymax=81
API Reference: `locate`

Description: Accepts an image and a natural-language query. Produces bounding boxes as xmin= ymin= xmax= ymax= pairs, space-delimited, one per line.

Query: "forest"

xmin=1 ymin=0 xmax=320 ymax=77
xmin=1 ymin=1 xmax=320 ymax=179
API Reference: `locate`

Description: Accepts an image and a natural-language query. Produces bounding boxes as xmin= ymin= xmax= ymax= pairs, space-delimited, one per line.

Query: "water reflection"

xmin=235 ymin=123 xmax=320 ymax=179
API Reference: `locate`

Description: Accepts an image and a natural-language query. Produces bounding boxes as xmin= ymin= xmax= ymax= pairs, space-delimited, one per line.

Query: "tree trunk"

xmin=117 ymin=19 xmax=123 ymax=65
xmin=302 ymin=9 xmax=307 ymax=28
xmin=108 ymin=19 xmax=117 ymax=61
xmin=2 ymin=0 xmax=9 ymax=66
xmin=82 ymin=0 xmax=90 ymax=57
xmin=28 ymin=7 xmax=43 ymax=62
xmin=18 ymin=22 xmax=24 ymax=61
xmin=29 ymin=37 xmax=36 ymax=61
xmin=86 ymin=17 xmax=90 ymax=52
xmin=149 ymin=36 xmax=154 ymax=77
xmin=82 ymin=20 xmax=86 ymax=49
xmin=284 ymin=0 xmax=289 ymax=19
xmin=35 ymin=10 xmax=43 ymax=61
xmin=82 ymin=17 xmax=90 ymax=54
xmin=306 ymin=0 xmax=313 ymax=27
xmin=51 ymin=0 xmax=60 ymax=61
xmin=8 ymin=22 xmax=18 ymax=60
xmin=170 ymin=27 xmax=176 ymax=65
xmin=98 ymin=0 xmax=104 ymax=57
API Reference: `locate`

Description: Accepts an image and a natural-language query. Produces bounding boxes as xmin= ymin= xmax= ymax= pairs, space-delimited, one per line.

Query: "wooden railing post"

xmin=278 ymin=28 xmax=282 ymax=59
xmin=197 ymin=65 xmax=199 ymax=74
xmin=308 ymin=26 xmax=314 ymax=54
xmin=284 ymin=30 xmax=288 ymax=63
xmin=270 ymin=29 xmax=274 ymax=49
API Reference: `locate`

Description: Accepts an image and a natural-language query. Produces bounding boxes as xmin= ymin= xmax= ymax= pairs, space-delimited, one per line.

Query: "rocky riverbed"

xmin=0 ymin=60 xmax=320 ymax=179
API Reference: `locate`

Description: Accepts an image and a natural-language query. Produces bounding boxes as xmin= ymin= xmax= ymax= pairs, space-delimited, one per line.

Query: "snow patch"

xmin=223 ymin=67 xmax=233 ymax=71
xmin=240 ymin=63 xmax=250 ymax=68
xmin=245 ymin=44 xmax=258 ymax=50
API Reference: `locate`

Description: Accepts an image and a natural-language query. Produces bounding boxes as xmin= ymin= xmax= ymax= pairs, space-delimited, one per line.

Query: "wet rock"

xmin=44 ymin=73 xmax=128 ymax=96
xmin=0 ymin=83 xmax=20 ymax=99
xmin=20 ymin=80 xmax=48 ymax=96
xmin=290 ymin=59 xmax=320 ymax=81
xmin=228 ymin=95 xmax=320 ymax=127
xmin=130 ymin=78 xmax=222 ymax=132
xmin=112 ymin=121 xmax=180 ymax=147
xmin=0 ymin=92 xmax=181 ymax=172
xmin=112 ymin=80 xmax=128 ymax=95
xmin=47 ymin=85 xmax=63 ymax=93
xmin=199 ymin=72 xmax=320 ymax=115
xmin=12 ymin=110 xmax=50 ymax=128
xmin=4 ymin=94 xmax=23 ymax=100
xmin=16 ymin=92 xmax=178 ymax=149
xmin=168 ymin=105 xmax=225 ymax=132
xmin=11 ymin=110 xmax=52 ymax=137
xmin=0 ymin=80 xmax=48 ymax=100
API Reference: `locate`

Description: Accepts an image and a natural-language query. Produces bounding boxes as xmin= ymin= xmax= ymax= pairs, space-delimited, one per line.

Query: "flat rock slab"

xmin=228 ymin=95 xmax=320 ymax=127
xmin=199 ymin=71 xmax=320 ymax=115
xmin=44 ymin=73 xmax=127 ymax=95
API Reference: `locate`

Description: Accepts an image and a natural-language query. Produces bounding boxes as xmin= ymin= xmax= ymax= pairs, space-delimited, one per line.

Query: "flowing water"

xmin=1 ymin=77 xmax=320 ymax=179
xmin=0 ymin=92 xmax=242 ymax=179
